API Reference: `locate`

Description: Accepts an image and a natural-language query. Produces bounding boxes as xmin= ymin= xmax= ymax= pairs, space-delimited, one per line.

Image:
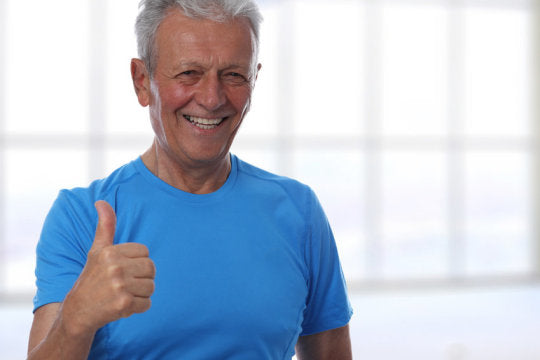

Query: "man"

xmin=28 ymin=0 xmax=353 ymax=358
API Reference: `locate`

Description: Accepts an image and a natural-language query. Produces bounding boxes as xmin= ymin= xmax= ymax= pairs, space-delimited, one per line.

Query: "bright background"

xmin=1 ymin=0 xmax=539 ymax=359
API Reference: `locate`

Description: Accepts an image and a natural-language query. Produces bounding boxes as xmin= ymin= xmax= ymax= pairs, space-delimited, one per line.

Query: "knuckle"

xmin=115 ymin=294 xmax=133 ymax=312
xmin=100 ymin=247 xmax=117 ymax=262
xmin=87 ymin=247 xmax=100 ymax=258
xmin=110 ymin=277 xmax=125 ymax=293
xmin=107 ymin=264 xmax=124 ymax=278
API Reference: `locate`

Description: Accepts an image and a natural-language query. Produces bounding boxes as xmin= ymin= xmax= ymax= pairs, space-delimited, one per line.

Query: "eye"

xmin=176 ymin=70 xmax=196 ymax=77
xmin=174 ymin=70 xmax=201 ymax=85
xmin=224 ymin=72 xmax=248 ymax=84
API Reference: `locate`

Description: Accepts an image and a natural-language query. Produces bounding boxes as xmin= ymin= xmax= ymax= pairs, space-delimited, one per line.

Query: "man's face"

xmin=136 ymin=9 xmax=259 ymax=167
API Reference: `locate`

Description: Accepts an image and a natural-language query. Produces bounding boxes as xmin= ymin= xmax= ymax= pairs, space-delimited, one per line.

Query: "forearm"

xmin=295 ymin=325 xmax=352 ymax=360
xmin=28 ymin=305 xmax=96 ymax=360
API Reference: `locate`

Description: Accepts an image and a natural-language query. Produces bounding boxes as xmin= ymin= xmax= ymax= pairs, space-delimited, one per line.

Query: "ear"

xmin=131 ymin=58 xmax=151 ymax=107
xmin=255 ymin=63 xmax=262 ymax=81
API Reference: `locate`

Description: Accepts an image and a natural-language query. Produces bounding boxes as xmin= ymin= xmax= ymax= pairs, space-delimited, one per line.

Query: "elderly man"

xmin=28 ymin=0 xmax=353 ymax=359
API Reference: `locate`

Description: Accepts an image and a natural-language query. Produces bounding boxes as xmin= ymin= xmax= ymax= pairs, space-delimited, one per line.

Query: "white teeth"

xmin=186 ymin=115 xmax=224 ymax=126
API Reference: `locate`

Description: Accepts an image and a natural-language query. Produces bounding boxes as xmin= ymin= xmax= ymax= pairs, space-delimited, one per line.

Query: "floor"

xmin=3 ymin=285 xmax=540 ymax=359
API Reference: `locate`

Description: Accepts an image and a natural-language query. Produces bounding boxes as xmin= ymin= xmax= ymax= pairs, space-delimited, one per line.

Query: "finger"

xmin=93 ymin=200 xmax=116 ymax=249
xmin=123 ymin=257 xmax=156 ymax=279
xmin=131 ymin=297 xmax=152 ymax=314
xmin=125 ymin=278 xmax=155 ymax=297
xmin=115 ymin=243 xmax=150 ymax=259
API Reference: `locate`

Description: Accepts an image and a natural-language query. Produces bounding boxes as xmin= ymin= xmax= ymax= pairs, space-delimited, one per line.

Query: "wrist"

xmin=59 ymin=293 xmax=99 ymax=339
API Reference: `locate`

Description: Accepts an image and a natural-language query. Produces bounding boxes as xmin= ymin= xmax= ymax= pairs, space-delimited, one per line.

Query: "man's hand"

xmin=28 ymin=201 xmax=156 ymax=359
xmin=61 ymin=200 xmax=156 ymax=336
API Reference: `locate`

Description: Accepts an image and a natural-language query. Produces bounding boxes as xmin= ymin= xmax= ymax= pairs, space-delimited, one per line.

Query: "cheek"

xmin=229 ymin=87 xmax=253 ymax=115
xmin=158 ymin=84 xmax=192 ymax=112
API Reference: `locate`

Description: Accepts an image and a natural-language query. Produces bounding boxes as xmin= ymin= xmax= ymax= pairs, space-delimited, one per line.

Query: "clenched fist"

xmin=61 ymin=200 xmax=156 ymax=336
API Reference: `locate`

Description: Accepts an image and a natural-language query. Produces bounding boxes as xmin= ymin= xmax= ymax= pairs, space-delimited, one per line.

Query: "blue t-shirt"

xmin=34 ymin=154 xmax=353 ymax=359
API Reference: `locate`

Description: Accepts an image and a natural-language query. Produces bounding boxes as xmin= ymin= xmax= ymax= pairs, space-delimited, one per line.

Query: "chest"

xmin=96 ymin=201 xmax=309 ymax=358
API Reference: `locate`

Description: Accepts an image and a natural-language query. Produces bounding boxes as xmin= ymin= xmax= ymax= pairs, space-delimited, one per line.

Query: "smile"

xmin=184 ymin=115 xmax=226 ymax=130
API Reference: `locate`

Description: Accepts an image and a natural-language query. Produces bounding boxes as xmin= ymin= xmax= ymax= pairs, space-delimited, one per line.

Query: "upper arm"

xmin=28 ymin=303 xmax=62 ymax=355
xmin=295 ymin=324 xmax=352 ymax=360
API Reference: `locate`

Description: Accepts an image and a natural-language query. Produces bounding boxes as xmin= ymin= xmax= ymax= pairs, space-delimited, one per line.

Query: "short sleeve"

xmin=300 ymin=189 xmax=353 ymax=336
xmin=33 ymin=190 xmax=96 ymax=312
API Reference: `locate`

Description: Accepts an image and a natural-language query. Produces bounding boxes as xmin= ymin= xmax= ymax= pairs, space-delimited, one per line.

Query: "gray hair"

xmin=135 ymin=0 xmax=263 ymax=77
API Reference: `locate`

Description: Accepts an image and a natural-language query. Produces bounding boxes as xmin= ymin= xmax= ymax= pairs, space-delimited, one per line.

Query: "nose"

xmin=195 ymin=74 xmax=227 ymax=112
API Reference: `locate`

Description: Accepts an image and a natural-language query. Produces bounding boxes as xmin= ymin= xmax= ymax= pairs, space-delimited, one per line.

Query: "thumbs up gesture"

xmin=61 ymin=201 xmax=156 ymax=336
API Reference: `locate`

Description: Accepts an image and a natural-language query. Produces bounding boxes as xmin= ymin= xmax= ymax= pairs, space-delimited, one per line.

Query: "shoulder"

xmin=47 ymin=159 xmax=140 ymax=230
xmin=38 ymin=159 xmax=141 ymax=252
xmin=58 ymin=159 xmax=140 ymax=207
xmin=233 ymin=155 xmax=322 ymax=219
xmin=234 ymin=155 xmax=315 ymax=202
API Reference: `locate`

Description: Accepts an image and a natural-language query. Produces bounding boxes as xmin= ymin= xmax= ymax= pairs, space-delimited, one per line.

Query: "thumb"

xmin=93 ymin=200 xmax=116 ymax=249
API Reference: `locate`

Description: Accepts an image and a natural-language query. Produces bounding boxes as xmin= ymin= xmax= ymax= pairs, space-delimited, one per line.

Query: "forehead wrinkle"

xmin=156 ymin=12 xmax=258 ymax=75
xmin=175 ymin=57 xmax=253 ymax=72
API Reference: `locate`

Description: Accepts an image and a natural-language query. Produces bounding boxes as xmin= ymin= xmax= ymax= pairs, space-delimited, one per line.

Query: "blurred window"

xmin=0 ymin=0 xmax=535 ymax=298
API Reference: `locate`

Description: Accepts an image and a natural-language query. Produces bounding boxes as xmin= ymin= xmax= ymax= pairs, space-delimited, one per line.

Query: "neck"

xmin=141 ymin=140 xmax=231 ymax=194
